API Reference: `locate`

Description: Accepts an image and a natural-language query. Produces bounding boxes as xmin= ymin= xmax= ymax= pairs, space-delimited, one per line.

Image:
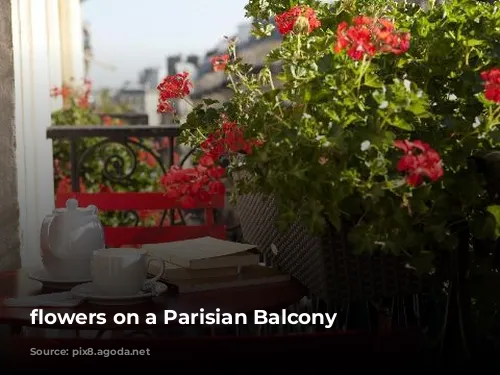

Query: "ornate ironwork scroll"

xmin=47 ymin=123 xmax=193 ymax=228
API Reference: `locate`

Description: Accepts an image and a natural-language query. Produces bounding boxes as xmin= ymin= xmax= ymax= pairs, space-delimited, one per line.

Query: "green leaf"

xmin=487 ymin=205 xmax=500 ymax=238
xmin=327 ymin=213 xmax=341 ymax=231
xmin=303 ymin=88 xmax=312 ymax=102
xmin=388 ymin=117 xmax=414 ymax=131
xmin=203 ymin=99 xmax=219 ymax=106
xmin=406 ymin=102 xmax=429 ymax=117
xmin=464 ymin=39 xmax=483 ymax=47
xmin=322 ymin=108 xmax=340 ymax=122
xmin=425 ymin=223 xmax=447 ymax=243
xmin=364 ymin=75 xmax=383 ymax=88
xmin=470 ymin=214 xmax=496 ymax=240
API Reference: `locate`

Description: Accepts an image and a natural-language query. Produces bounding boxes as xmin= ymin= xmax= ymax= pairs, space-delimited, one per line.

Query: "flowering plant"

xmin=158 ymin=0 xmax=500 ymax=271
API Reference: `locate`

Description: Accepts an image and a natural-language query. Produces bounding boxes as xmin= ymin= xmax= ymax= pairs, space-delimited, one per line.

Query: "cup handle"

xmin=146 ymin=256 xmax=165 ymax=285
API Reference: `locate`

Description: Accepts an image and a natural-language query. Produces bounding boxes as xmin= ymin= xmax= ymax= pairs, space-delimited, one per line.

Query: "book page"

xmin=143 ymin=237 xmax=257 ymax=261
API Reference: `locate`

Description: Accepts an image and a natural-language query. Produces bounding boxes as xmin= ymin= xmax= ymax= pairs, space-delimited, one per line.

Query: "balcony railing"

xmin=45 ymin=118 xmax=224 ymax=246
xmin=46 ymin=124 xmax=188 ymax=192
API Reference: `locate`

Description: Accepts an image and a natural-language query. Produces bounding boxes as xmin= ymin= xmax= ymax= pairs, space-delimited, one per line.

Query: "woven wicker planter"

xmin=236 ymin=193 xmax=425 ymax=303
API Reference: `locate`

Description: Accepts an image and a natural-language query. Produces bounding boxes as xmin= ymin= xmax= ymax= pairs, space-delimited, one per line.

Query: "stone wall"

xmin=0 ymin=0 xmax=21 ymax=271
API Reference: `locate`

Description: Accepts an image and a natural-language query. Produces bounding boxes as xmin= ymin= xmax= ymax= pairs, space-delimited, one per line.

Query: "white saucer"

xmin=71 ymin=282 xmax=168 ymax=306
xmin=28 ymin=268 xmax=92 ymax=290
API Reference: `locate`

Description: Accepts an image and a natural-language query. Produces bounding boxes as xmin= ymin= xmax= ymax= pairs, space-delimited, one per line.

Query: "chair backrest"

xmin=55 ymin=192 xmax=225 ymax=247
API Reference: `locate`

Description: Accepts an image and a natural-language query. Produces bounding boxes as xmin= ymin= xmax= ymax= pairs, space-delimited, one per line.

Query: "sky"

xmin=82 ymin=0 xmax=249 ymax=89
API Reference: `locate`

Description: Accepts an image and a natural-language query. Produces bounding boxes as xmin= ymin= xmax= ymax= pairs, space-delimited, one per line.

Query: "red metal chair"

xmin=55 ymin=192 xmax=225 ymax=247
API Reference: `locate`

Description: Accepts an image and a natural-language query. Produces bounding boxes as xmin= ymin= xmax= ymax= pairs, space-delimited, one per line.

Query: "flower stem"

xmin=271 ymin=111 xmax=292 ymax=128
xmin=492 ymin=104 xmax=500 ymax=119
xmin=182 ymin=97 xmax=195 ymax=107
xmin=227 ymin=72 xmax=240 ymax=94
xmin=268 ymin=69 xmax=284 ymax=117
xmin=486 ymin=104 xmax=500 ymax=131
xmin=268 ymin=69 xmax=275 ymax=90
xmin=356 ymin=56 xmax=370 ymax=92
xmin=296 ymin=35 xmax=302 ymax=58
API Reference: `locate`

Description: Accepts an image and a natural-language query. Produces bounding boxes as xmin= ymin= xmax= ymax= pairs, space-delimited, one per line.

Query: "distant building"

xmin=190 ymin=22 xmax=282 ymax=103
xmin=139 ymin=68 xmax=160 ymax=90
xmin=114 ymin=83 xmax=145 ymax=113
xmin=113 ymin=66 xmax=167 ymax=125
xmin=114 ymin=21 xmax=282 ymax=124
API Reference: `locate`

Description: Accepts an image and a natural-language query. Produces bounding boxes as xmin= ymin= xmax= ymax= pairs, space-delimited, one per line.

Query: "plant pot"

xmin=236 ymin=193 xmax=430 ymax=303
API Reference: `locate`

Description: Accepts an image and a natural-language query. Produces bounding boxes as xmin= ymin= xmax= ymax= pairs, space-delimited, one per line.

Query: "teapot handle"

xmin=40 ymin=214 xmax=54 ymax=253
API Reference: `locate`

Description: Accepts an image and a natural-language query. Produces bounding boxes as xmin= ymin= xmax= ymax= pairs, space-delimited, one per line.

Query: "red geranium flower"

xmin=481 ymin=68 xmax=500 ymax=103
xmin=394 ymin=140 xmax=443 ymax=187
xmin=211 ymin=54 xmax=229 ymax=72
xmin=159 ymin=117 xmax=264 ymax=209
xmin=157 ymin=72 xmax=193 ymax=113
xmin=56 ymin=176 xmax=86 ymax=194
xmin=138 ymin=150 xmax=156 ymax=167
xmin=275 ymin=5 xmax=321 ymax=35
xmin=200 ymin=119 xmax=263 ymax=161
xmin=160 ymin=164 xmax=226 ymax=209
xmin=102 ymin=115 xmax=113 ymax=126
xmin=50 ymin=85 xmax=71 ymax=99
xmin=335 ymin=16 xmax=410 ymax=60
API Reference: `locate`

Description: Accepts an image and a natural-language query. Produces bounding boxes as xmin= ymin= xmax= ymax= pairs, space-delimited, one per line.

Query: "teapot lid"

xmin=53 ymin=198 xmax=98 ymax=215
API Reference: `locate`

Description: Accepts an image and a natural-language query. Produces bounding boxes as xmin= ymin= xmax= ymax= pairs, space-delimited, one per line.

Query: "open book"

xmin=142 ymin=237 xmax=260 ymax=270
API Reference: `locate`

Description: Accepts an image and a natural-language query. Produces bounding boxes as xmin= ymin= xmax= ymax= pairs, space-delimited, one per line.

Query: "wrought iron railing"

xmin=47 ymin=125 xmax=188 ymax=190
xmin=47 ymin=123 xmax=200 ymax=230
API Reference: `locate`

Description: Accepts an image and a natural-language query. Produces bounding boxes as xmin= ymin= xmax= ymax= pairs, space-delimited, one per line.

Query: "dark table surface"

xmin=0 ymin=269 xmax=307 ymax=330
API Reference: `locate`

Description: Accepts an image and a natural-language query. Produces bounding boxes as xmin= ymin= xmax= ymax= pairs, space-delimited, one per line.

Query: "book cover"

xmin=143 ymin=237 xmax=260 ymax=270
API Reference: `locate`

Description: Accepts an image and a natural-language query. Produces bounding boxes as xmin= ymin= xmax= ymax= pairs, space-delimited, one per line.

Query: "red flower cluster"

xmin=160 ymin=119 xmax=263 ymax=209
xmin=54 ymin=158 xmax=86 ymax=194
xmin=275 ymin=5 xmax=321 ymax=35
xmin=480 ymin=68 xmax=500 ymax=103
xmin=56 ymin=175 xmax=86 ymax=194
xmin=50 ymin=79 xmax=92 ymax=108
xmin=101 ymin=115 xmax=123 ymax=126
xmin=394 ymin=140 xmax=443 ymax=187
xmin=335 ymin=16 xmax=410 ymax=60
xmin=211 ymin=54 xmax=229 ymax=72
xmin=138 ymin=150 xmax=156 ymax=167
xmin=160 ymin=165 xmax=226 ymax=209
xmin=102 ymin=115 xmax=113 ymax=125
xmin=50 ymin=86 xmax=71 ymax=99
xmin=157 ymin=72 xmax=192 ymax=113
xmin=200 ymin=119 xmax=263 ymax=161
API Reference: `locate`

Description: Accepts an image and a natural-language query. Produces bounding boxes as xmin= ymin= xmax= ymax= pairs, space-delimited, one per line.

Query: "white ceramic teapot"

xmin=40 ymin=198 xmax=105 ymax=280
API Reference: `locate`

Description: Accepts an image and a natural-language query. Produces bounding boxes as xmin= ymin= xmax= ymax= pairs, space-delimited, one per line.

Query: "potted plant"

xmin=155 ymin=0 xmax=500 ymax=307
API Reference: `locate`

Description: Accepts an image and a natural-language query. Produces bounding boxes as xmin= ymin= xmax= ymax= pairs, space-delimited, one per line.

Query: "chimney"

xmin=166 ymin=55 xmax=181 ymax=75
xmin=186 ymin=55 xmax=199 ymax=67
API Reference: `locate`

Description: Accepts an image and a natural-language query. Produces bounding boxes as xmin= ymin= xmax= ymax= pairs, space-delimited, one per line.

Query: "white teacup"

xmin=91 ymin=248 xmax=165 ymax=296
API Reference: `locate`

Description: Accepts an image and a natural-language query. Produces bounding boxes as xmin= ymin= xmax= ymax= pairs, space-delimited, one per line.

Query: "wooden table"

xmin=0 ymin=270 xmax=306 ymax=335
